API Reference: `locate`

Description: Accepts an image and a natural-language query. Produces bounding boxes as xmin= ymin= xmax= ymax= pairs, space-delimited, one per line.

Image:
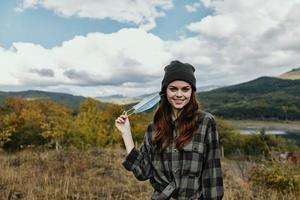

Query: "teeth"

xmin=174 ymin=100 xmax=183 ymax=103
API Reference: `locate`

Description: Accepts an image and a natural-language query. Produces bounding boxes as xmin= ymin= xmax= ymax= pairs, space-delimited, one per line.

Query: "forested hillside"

xmin=0 ymin=90 xmax=86 ymax=109
xmin=198 ymin=77 xmax=300 ymax=120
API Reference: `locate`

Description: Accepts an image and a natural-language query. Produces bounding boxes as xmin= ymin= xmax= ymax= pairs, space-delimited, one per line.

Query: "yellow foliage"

xmin=249 ymin=160 xmax=300 ymax=193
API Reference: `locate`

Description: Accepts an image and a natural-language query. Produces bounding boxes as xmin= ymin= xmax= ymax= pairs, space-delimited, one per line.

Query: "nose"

xmin=175 ymin=90 xmax=183 ymax=97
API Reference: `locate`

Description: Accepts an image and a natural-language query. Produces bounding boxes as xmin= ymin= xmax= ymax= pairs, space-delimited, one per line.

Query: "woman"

xmin=115 ymin=60 xmax=224 ymax=200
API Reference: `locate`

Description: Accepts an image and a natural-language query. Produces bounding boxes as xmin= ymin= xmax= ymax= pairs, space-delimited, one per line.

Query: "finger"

xmin=117 ymin=117 xmax=125 ymax=122
xmin=120 ymin=111 xmax=127 ymax=117
xmin=115 ymin=118 xmax=124 ymax=124
xmin=120 ymin=115 xmax=127 ymax=120
xmin=117 ymin=115 xmax=125 ymax=120
xmin=116 ymin=120 xmax=124 ymax=125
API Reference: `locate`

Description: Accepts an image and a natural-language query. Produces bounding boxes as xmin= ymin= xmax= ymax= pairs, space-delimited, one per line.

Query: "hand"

xmin=115 ymin=111 xmax=135 ymax=154
xmin=115 ymin=111 xmax=131 ymax=135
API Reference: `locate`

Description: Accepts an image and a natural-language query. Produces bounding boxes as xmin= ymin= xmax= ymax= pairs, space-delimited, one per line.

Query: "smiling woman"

xmin=166 ymin=81 xmax=192 ymax=112
xmin=115 ymin=60 xmax=224 ymax=200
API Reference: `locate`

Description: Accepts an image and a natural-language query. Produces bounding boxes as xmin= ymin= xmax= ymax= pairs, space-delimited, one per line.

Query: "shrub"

xmin=249 ymin=160 xmax=300 ymax=193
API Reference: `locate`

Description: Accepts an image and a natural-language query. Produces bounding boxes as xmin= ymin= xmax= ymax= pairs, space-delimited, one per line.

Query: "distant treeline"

xmin=0 ymin=97 xmax=298 ymax=156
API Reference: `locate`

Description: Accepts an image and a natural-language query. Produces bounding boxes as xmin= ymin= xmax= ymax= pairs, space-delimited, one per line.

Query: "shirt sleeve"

xmin=201 ymin=116 xmax=224 ymax=200
xmin=122 ymin=123 xmax=154 ymax=181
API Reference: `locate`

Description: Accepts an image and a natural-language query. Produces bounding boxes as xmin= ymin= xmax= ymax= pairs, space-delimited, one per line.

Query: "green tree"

xmin=216 ymin=118 xmax=242 ymax=158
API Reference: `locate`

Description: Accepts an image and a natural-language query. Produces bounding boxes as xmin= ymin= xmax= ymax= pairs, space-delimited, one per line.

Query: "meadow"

xmin=0 ymin=97 xmax=300 ymax=199
xmin=0 ymin=148 xmax=299 ymax=200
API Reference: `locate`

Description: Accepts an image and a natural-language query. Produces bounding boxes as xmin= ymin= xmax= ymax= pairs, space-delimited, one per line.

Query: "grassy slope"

xmin=278 ymin=68 xmax=300 ymax=80
xmin=0 ymin=148 xmax=298 ymax=200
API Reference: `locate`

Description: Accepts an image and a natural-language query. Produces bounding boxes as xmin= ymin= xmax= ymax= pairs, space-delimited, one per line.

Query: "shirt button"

xmin=174 ymin=168 xmax=179 ymax=173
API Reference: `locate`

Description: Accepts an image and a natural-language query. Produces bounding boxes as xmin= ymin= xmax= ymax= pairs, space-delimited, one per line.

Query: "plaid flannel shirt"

xmin=122 ymin=111 xmax=224 ymax=200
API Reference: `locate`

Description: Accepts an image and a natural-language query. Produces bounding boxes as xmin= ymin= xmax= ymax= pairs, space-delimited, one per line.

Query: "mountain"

xmin=278 ymin=67 xmax=300 ymax=80
xmin=0 ymin=90 xmax=86 ymax=109
xmin=198 ymin=77 xmax=300 ymax=120
xmin=197 ymin=85 xmax=223 ymax=91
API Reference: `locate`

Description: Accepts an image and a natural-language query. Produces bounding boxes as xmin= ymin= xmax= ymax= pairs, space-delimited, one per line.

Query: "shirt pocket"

xmin=181 ymin=141 xmax=205 ymax=177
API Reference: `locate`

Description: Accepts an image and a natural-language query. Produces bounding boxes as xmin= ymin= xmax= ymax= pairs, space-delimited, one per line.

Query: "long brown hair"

xmin=152 ymin=87 xmax=201 ymax=151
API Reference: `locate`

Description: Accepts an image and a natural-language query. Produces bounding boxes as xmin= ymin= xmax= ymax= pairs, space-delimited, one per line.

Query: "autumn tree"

xmin=73 ymin=98 xmax=124 ymax=148
xmin=0 ymin=97 xmax=46 ymax=151
xmin=0 ymin=97 xmax=74 ymax=151
xmin=40 ymin=100 xmax=73 ymax=150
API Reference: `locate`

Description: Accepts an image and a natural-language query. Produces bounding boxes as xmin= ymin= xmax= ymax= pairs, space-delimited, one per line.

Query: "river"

xmin=239 ymin=128 xmax=300 ymax=147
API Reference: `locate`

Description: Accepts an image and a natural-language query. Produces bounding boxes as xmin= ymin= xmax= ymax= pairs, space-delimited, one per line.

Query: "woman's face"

xmin=166 ymin=80 xmax=192 ymax=111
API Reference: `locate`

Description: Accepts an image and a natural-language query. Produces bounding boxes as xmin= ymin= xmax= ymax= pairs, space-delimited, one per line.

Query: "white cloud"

xmin=181 ymin=0 xmax=300 ymax=85
xmin=200 ymin=0 xmax=223 ymax=8
xmin=195 ymin=0 xmax=300 ymax=38
xmin=187 ymin=15 xmax=237 ymax=37
xmin=185 ymin=2 xmax=202 ymax=13
xmin=2 ymin=0 xmax=300 ymax=97
xmin=16 ymin=0 xmax=173 ymax=30
xmin=0 ymin=28 xmax=172 ymax=96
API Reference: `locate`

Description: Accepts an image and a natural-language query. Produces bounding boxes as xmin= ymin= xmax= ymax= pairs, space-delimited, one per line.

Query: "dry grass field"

xmin=0 ymin=148 xmax=299 ymax=200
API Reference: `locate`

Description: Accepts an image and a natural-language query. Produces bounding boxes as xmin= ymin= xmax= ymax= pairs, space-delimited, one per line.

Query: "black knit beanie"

xmin=161 ymin=60 xmax=196 ymax=92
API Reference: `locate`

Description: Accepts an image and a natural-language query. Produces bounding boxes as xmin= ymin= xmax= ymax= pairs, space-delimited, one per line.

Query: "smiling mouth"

xmin=174 ymin=100 xmax=184 ymax=103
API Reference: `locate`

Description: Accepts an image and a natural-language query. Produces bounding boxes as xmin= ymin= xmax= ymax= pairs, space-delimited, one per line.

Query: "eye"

xmin=182 ymin=87 xmax=190 ymax=92
xmin=169 ymin=88 xmax=177 ymax=92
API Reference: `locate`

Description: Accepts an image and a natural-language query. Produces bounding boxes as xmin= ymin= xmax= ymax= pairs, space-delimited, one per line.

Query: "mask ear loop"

xmin=124 ymin=108 xmax=135 ymax=117
xmin=122 ymin=93 xmax=165 ymax=117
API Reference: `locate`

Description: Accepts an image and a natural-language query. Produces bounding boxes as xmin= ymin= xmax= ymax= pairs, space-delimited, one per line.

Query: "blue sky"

xmin=0 ymin=0 xmax=299 ymax=97
xmin=0 ymin=0 xmax=134 ymax=48
xmin=0 ymin=0 xmax=211 ymax=48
